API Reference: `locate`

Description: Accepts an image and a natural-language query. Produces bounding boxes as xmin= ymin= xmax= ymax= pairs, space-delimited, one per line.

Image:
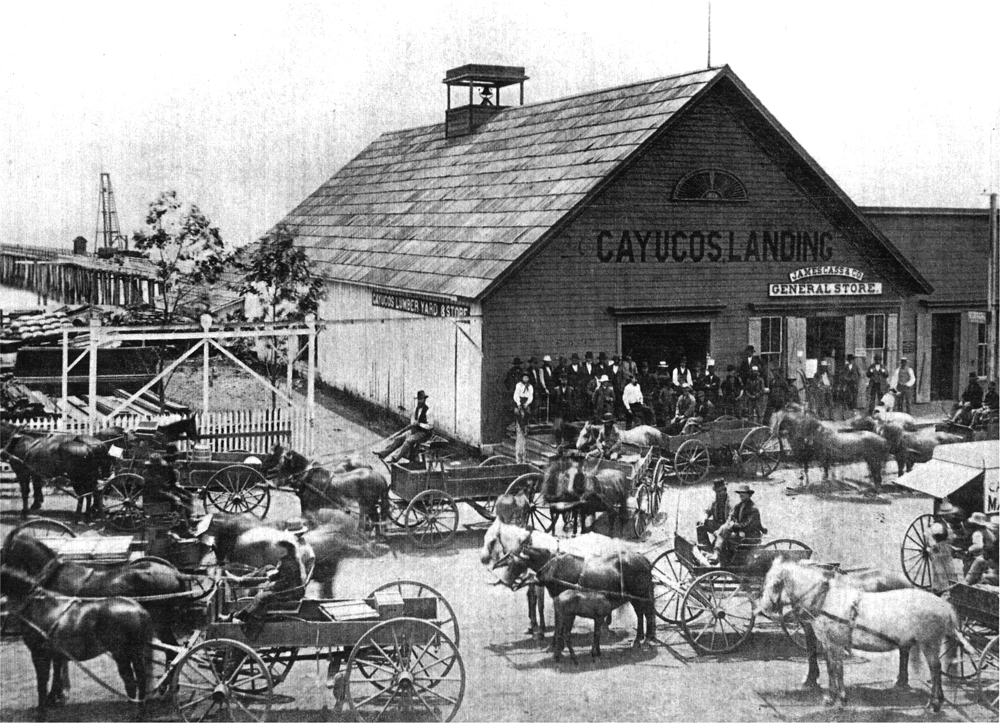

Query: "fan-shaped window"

xmin=673 ymin=169 xmax=748 ymax=202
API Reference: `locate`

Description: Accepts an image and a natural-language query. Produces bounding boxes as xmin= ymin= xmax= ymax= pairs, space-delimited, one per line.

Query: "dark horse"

xmin=540 ymin=452 xmax=629 ymax=535
xmin=275 ymin=448 xmax=389 ymax=534
xmin=770 ymin=404 xmax=891 ymax=489
xmin=1 ymin=529 xmax=198 ymax=656
xmin=1 ymin=422 xmax=111 ymax=521
xmin=94 ymin=415 xmax=200 ymax=453
xmin=482 ymin=520 xmax=656 ymax=662
xmin=1 ymin=566 xmax=153 ymax=720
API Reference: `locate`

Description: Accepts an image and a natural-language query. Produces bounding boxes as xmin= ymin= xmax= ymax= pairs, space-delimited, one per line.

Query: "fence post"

xmin=88 ymin=318 xmax=100 ymax=434
xmin=306 ymin=313 xmax=316 ymax=456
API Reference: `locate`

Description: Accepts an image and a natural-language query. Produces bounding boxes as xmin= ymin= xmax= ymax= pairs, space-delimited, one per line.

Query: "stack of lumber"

xmin=1 ymin=379 xmax=60 ymax=419
xmin=1 ymin=310 xmax=74 ymax=344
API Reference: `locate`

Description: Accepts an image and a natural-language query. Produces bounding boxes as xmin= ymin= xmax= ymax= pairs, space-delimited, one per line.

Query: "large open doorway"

xmin=806 ymin=317 xmax=846 ymax=366
xmin=931 ymin=313 xmax=960 ymax=400
xmin=621 ymin=322 xmax=711 ymax=370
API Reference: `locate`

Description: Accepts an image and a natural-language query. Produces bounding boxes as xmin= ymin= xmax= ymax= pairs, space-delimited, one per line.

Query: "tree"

xmin=132 ymin=191 xmax=231 ymax=324
xmin=235 ymin=223 xmax=326 ymax=406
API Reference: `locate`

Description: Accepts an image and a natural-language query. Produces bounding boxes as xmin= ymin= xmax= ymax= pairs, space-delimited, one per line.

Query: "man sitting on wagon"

xmin=696 ymin=478 xmax=731 ymax=551
xmin=594 ymin=412 xmax=622 ymax=460
xmin=234 ymin=539 xmax=307 ymax=635
xmin=710 ymin=483 xmax=767 ymax=565
xmin=669 ymin=384 xmax=698 ymax=434
xmin=144 ymin=451 xmax=194 ymax=534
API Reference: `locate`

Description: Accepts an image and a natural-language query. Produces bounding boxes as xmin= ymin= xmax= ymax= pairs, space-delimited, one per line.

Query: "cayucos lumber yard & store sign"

xmin=371 ymin=290 xmax=471 ymax=317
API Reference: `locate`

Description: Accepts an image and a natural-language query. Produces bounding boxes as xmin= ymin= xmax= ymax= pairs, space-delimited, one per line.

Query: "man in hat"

xmin=513 ymin=372 xmax=533 ymax=463
xmin=952 ymin=372 xmax=984 ymax=425
xmin=655 ymin=360 xmax=672 ymax=389
xmin=144 ymin=451 xmax=194 ymax=533
xmin=964 ymin=512 xmax=999 ymax=585
xmin=866 ymin=353 xmax=889 ymax=414
xmin=721 ymin=364 xmax=743 ymax=417
xmin=235 ymin=538 xmax=306 ymax=633
xmin=637 ymin=360 xmax=656 ymax=399
xmin=529 ymin=356 xmax=550 ymax=421
xmin=595 ymin=412 xmax=622 ymax=460
xmin=583 ymin=351 xmax=598 ymax=381
xmin=700 ymin=362 xmax=721 ymax=406
xmin=551 ymin=373 xmax=575 ymax=423
xmin=971 ymin=380 xmax=997 ymax=428
xmin=618 ymin=353 xmax=638 ymax=391
xmin=376 ymin=391 xmax=433 ymax=463
xmin=926 ymin=521 xmax=960 ymax=595
xmin=744 ymin=366 xmax=768 ymax=424
xmin=621 ymin=375 xmax=647 ymax=428
xmin=711 ymin=483 xmax=766 ymax=565
xmin=669 ymin=383 xmax=697 ymax=434
xmin=889 ymin=358 xmax=916 ymax=413
xmin=813 ymin=361 xmax=834 ymax=420
xmin=738 ymin=345 xmax=763 ymax=388
xmin=503 ymin=357 xmax=525 ymax=394
xmin=836 ymin=354 xmax=861 ymax=413
xmin=696 ymin=478 xmax=731 ymax=550
xmin=592 ymin=375 xmax=616 ymax=421
xmin=652 ymin=377 xmax=676 ymax=427
xmin=672 ymin=357 xmax=693 ymax=391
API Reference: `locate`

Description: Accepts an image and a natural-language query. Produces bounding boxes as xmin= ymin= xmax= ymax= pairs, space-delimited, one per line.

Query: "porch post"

xmin=88 ymin=318 xmax=100 ymax=434
xmin=60 ymin=328 xmax=68 ymax=431
xmin=306 ymin=314 xmax=316 ymax=456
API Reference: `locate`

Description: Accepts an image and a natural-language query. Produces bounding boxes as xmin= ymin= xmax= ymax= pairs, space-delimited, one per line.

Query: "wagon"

xmin=102 ymin=448 xmax=273 ymax=533
xmin=649 ymin=531 xmax=813 ymax=654
xmin=157 ymin=577 xmax=465 ymax=722
xmin=581 ymin=447 xmax=658 ymax=537
xmin=894 ymin=440 xmax=998 ymax=588
xmin=648 ymin=417 xmax=781 ymax=487
xmin=386 ymin=444 xmax=550 ymax=547
xmin=938 ymin=581 xmax=999 ymax=711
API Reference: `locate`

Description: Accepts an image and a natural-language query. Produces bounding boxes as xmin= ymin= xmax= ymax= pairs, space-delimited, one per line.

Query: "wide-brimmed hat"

xmin=734 ymin=483 xmax=754 ymax=495
xmin=938 ymin=499 xmax=959 ymax=516
xmin=284 ymin=520 xmax=309 ymax=536
xmin=712 ymin=478 xmax=727 ymax=490
xmin=658 ymin=361 xmax=668 ymax=368
xmin=967 ymin=512 xmax=994 ymax=528
xmin=601 ymin=413 xmax=615 ymax=424
xmin=543 ymin=355 xmax=552 ymax=362
xmin=599 ymin=375 xmax=610 ymax=383
xmin=416 ymin=390 xmax=428 ymax=399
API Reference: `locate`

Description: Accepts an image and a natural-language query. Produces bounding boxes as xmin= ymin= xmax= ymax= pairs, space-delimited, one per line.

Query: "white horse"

xmin=757 ymin=559 xmax=960 ymax=711
xmin=576 ymin=421 xmax=663 ymax=450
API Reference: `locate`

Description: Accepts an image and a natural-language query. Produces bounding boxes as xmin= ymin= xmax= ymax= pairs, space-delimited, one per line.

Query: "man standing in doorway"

xmin=836 ymin=354 xmax=861 ymax=414
xmin=890 ymin=358 xmax=915 ymax=414
xmin=738 ymin=345 xmax=763 ymax=388
xmin=866 ymin=353 xmax=889 ymax=414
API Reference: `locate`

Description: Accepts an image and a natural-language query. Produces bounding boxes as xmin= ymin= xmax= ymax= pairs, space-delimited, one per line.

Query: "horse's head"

xmin=275 ymin=448 xmax=308 ymax=486
xmin=304 ymin=515 xmax=391 ymax=582
xmin=879 ymin=422 xmax=906 ymax=446
xmin=480 ymin=520 xmax=532 ymax=588
xmin=1 ymin=529 xmax=58 ymax=575
xmin=575 ymin=422 xmax=597 ymax=450
xmin=756 ymin=559 xmax=792 ymax=620
xmin=757 ymin=559 xmax=829 ymax=620
xmin=0 ymin=565 xmax=36 ymax=601
xmin=158 ymin=416 xmax=200 ymax=442
xmin=845 ymin=415 xmax=878 ymax=433
xmin=494 ymin=492 xmax=531 ymax=528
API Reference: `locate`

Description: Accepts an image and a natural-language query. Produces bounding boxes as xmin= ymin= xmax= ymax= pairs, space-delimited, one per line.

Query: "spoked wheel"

xmin=479 ymin=455 xmax=515 ymax=467
xmin=13 ymin=518 xmax=77 ymax=539
xmin=900 ymin=514 xmax=936 ymax=589
xmin=387 ymin=491 xmax=413 ymax=528
xmin=467 ymin=497 xmax=497 ymax=522
xmin=978 ymin=636 xmax=998 ymax=713
xmin=738 ymin=427 xmax=782 ymax=478
xmin=404 ymin=491 xmax=459 ymax=548
xmin=674 ymin=440 xmax=710 ymax=485
xmin=778 ymin=610 xmax=811 ymax=651
xmin=650 ymin=549 xmax=697 ymax=625
xmin=251 ymin=647 xmax=299 ymax=690
xmin=367 ymin=581 xmax=459 ymax=647
xmin=204 ymin=465 xmax=272 ymax=519
xmin=345 ymin=617 xmax=465 ymax=722
xmin=632 ymin=484 xmax=652 ymax=539
xmin=504 ymin=473 xmax=552 ymax=532
xmin=171 ymin=638 xmax=273 ymax=722
xmin=680 ymin=571 xmax=755 ymax=654
xmin=760 ymin=539 xmax=813 ymax=555
xmin=102 ymin=472 xmax=145 ymax=532
xmin=942 ymin=617 xmax=991 ymax=680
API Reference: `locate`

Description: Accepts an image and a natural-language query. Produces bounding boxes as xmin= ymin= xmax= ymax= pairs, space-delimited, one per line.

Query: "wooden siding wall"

xmin=482 ymin=94 xmax=905 ymax=442
xmin=317 ymin=282 xmax=483 ymax=445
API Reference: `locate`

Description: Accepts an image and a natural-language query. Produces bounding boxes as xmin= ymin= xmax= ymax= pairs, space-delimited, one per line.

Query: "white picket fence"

xmin=14 ymin=407 xmax=309 ymax=454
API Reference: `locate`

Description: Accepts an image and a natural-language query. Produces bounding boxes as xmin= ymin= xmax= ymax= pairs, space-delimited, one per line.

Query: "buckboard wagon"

xmin=102 ymin=447 xmax=273 ymax=533
xmin=946 ymin=582 xmax=998 ymax=711
xmin=649 ymin=531 xmax=814 ymax=654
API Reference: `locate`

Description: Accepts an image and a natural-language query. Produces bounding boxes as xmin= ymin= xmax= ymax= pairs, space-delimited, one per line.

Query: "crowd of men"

xmin=503 ymin=345 xmax=799 ymax=432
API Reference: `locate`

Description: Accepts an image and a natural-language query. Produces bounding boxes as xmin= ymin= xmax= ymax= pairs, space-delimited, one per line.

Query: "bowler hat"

xmin=416 ymin=390 xmax=428 ymax=399
xmin=599 ymin=375 xmax=610 ymax=383
xmin=512 ymin=357 xmax=522 ymax=366
xmin=571 ymin=353 xmax=580 ymax=361
xmin=585 ymin=351 xmax=594 ymax=360
xmin=598 ymin=351 xmax=608 ymax=361
xmin=734 ymin=483 xmax=754 ymax=495
xmin=601 ymin=413 xmax=615 ymax=424
xmin=543 ymin=355 xmax=552 ymax=362
xmin=969 ymin=371 xmax=979 ymax=378
xmin=712 ymin=478 xmax=726 ymax=490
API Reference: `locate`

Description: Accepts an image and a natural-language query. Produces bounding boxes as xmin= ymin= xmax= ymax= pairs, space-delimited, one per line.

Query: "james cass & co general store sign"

xmin=769 ymin=266 xmax=882 ymax=297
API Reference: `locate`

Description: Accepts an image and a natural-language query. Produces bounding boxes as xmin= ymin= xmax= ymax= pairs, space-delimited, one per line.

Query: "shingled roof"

xmin=277 ymin=65 xmax=932 ymax=300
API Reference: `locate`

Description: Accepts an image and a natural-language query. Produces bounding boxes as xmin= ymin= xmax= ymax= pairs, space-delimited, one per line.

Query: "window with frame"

xmin=865 ymin=314 xmax=886 ymax=357
xmin=977 ymin=323 xmax=988 ymax=377
xmin=760 ymin=316 xmax=783 ymax=371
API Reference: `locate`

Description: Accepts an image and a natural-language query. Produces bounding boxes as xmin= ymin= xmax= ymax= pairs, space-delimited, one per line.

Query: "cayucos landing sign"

xmin=593 ymin=229 xmax=835 ymax=264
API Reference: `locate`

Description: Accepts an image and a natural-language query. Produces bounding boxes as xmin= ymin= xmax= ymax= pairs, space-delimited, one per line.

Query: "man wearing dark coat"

xmin=738 ymin=345 xmax=764 ymax=387
xmin=711 ymin=483 xmax=766 ymax=565
xmin=697 ymin=478 xmax=732 ymax=549
xmin=836 ymin=354 xmax=862 ymax=412
xmin=866 ymin=353 xmax=889 ymax=414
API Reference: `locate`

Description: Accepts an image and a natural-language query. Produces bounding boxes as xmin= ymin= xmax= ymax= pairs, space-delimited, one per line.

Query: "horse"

xmin=201 ymin=511 xmax=388 ymax=596
xmin=877 ymin=423 xmax=963 ymax=475
xmin=770 ymin=404 xmax=891 ymax=489
xmin=481 ymin=520 xmax=656 ymax=662
xmin=275 ymin=448 xmax=389 ymax=534
xmin=846 ymin=410 xmax=919 ymax=432
xmin=1 ymin=422 xmax=110 ymax=521
xmin=575 ymin=421 xmax=664 ymax=450
xmin=757 ymin=558 xmax=960 ymax=711
xmin=1 ymin=529 xmax=197 ymax=655
xmin=0 ymin=566 xmax=154 ymax=720
xmin=541 ymin=452 xmax=630 ymax=535
xmin=494 ymin=492 xmax=547 ymax=638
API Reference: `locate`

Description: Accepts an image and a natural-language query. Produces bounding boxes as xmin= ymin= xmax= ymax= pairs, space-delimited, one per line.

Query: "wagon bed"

xmin=947 ymin=582 xmax=999 ymax=710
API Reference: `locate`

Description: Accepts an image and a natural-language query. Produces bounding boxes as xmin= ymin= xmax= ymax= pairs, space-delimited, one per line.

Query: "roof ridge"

xmin=373 ymin=65 xmax=726 ymax=141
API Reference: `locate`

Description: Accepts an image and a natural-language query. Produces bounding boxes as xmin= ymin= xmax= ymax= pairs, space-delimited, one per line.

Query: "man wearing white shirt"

xmin=672 ymin=358 xmax=693 ymax=390
xmin=622 ymin=376 xmax=645 ymax=428
xmin=889 ymin=358 xmax=916 ymax=413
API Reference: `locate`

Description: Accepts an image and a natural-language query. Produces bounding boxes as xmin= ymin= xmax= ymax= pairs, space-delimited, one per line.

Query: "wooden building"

xmin=863 ymin=207 xmax=993 ymax=402
xmin=272 ymin=64 xmax=932 ymax=446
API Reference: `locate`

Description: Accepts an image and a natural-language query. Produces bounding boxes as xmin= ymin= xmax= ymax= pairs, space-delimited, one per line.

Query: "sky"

xmin=2 ymin=1 xmax=999 ymax=251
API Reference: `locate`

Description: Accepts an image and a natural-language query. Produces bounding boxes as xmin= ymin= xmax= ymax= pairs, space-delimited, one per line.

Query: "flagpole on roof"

xmin=707 ymin=0 xmax=712 ymax=69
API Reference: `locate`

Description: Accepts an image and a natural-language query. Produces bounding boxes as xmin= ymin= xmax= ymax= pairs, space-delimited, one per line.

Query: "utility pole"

xmin=989 ymin=192 xmax=998 ymax=382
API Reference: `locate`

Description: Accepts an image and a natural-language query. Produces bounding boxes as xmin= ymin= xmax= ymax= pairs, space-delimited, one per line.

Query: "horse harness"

xmin=780 ymin=572 xmax=898 ymax=648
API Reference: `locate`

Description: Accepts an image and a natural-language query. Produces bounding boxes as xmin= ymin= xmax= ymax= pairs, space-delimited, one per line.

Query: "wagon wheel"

xmin=404 ymin=490 xmax=459 ymax=548
xmin=942 ymin=616 xmax=992 ymax=680
xmin=171 ymin=638 xmax=273 ymax=722
xmin=13 ymin=518 xmax=76 ymax=539
xmin=102 ymin=472 xmax=145 ymax=532
xmin=129 ymin=555 xmax=179 ymax=570
xmin=632 ymin=484 xmax=653 ymax=539
xmin=713 ymin=415 xmax=739 ymax=423
xmin=674 ymin=439 xmax=710 ymax=485
xmin=760 ymin=537 xmax=812 ymax=650
xmin=242 ymin=647 xmax=298 ymax=690
xmin=367 ymin=580 xmax=459 ymax=647
xmin=386 ymin=491 xmax=415 ymax=528
xmin=345 ymin=617 xmax=465 ymax=722
xmin=504 ymin=473 xmax=553 ymax=532
xmin=204 ymin=464 xmax=271 ymax=519
xmin=978 ymin=635 xmax=999 ymax=712
xmin=650 ymin=549 xmax=698 ymax=624
xmin=651 ymin=457 xmax=670 ymax=496
xmin=737 ymin=427 xmax=782 ymax=478
xmin=760 ymin=539 xmax=812 ymax=554
xmin=680 ymin=570 xmax=756 ymax=654
xmin=899 ymin=514 xmax=936 ymax=589
xmin=479 ymin=455 xmax=515 ymax=467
